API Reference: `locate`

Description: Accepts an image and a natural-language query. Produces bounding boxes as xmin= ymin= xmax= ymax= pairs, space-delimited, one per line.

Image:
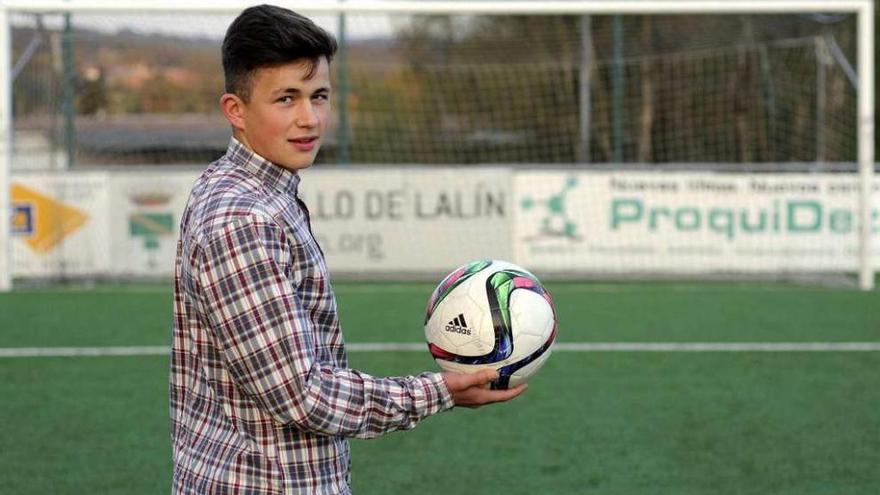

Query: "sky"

xmin=12 ymin=11 xmax=398 ymax=40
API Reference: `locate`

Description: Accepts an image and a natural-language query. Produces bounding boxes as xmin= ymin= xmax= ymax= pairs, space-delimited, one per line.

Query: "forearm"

xmin=259 ymin=363 xmax=452 ymax=438
xmin=346 ymin=369 xmax=453 ymax=439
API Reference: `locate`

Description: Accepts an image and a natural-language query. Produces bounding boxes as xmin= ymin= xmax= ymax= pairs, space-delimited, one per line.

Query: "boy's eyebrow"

xmin=273 ymin=88 xmax=302 ymax=96
xmin=273 ymin=86 xmax=331 ymax=96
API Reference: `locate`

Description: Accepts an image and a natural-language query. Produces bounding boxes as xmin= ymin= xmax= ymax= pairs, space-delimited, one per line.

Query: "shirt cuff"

xmin=419 ymin=372 xmax=455 ymax=413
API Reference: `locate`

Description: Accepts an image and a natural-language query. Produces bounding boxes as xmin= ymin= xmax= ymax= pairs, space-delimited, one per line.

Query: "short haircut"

xmin=222 ymin=4 xmax=338 ymax=101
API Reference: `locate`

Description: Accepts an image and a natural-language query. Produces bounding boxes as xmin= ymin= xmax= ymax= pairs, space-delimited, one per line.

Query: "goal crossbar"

xmin=0 ymin=0 xmax=873 ymax=14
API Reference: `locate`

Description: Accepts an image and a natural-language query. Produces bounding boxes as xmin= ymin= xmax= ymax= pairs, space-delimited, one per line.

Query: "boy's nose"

xmin=296 ymin=103 xmax=319 ymax=128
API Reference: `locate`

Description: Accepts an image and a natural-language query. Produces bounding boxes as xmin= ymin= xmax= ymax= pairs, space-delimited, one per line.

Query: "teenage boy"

xmin=170 ymin=5 xmax=525 ymax=494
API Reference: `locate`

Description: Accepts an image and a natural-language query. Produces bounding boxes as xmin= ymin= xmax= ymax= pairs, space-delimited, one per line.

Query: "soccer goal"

xmin=0 ymin=0 xmax=874 ymax=290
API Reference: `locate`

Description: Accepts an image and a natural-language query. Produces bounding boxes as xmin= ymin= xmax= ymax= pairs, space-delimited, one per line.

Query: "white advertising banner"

xmin=11 ymin=169 xmax=879 ymax=279
xmin=11 ymin=172 xmax=111 ymax=277
xmin=515 ymin=172 xmax=880 ymax=273
xmin=107 ymin=171 xmax=200 ymax=277
xmin=298 ymin=168 xmax=512 ymax=273
xmin=12 ymin=167 xmax=509 ymax=278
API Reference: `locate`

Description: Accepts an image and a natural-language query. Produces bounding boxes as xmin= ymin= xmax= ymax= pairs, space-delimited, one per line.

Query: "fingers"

xmin=463 ymin=368 xmax=498 ymax=388
xmin=444 ymin=369 xmax=529 ymax=408
xmin=495 ymin=382 xmax=527 ymax=401
xmin=458 ymin=382 xmax=527 ymax=408
xmin=443 ymin=368 xmax=497 ymax=392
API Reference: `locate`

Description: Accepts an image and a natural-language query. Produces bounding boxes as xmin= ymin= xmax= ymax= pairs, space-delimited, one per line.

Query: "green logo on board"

xmin=520 ymin=176 xmax=581 ymax=241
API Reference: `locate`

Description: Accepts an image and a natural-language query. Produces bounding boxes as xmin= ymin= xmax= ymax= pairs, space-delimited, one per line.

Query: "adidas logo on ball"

xmin=444 ymin=314 xmax=471 ymax=335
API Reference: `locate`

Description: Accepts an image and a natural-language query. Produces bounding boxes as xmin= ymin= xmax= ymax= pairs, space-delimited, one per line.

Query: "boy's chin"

xmin=278 ymin=159 xmax=315 ymax=171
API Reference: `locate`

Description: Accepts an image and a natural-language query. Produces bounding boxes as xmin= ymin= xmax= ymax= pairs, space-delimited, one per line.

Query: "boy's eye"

xmin=313 ymin=94 xmax=328 ymax=102
xmin=277 ymin=96 xmax=293 ymax=103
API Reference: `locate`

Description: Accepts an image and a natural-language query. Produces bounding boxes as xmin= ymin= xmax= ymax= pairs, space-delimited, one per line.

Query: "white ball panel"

xmin=432 ymin=358 xmax=494 ymax=377
xmin=425 ymin=274 xmax=494 ymax=356
xmin=510 ymin=289 xmax=554 ymax=339
xmin=507 ymin=349 xmax=553 ymax=388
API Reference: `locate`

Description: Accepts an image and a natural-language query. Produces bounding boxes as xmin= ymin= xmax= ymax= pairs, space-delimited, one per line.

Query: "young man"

xmin=170 ymin=5 xmax=525 ymax=494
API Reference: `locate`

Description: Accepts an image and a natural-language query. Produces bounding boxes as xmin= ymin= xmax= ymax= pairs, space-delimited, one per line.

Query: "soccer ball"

xmin=424 ymin=259 xmax=557 ymax=390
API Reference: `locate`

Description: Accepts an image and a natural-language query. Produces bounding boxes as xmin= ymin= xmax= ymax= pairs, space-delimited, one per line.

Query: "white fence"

xmin=10 ymin=168 xmax=879 ymax=279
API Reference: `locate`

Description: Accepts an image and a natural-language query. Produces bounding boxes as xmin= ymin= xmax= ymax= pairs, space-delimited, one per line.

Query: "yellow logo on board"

xmin=11 ymin=184 xmax=89 ymax=254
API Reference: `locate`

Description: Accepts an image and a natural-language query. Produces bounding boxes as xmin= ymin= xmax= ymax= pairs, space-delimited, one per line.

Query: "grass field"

xmin=1 ymin=281 xmax=878 ymax=494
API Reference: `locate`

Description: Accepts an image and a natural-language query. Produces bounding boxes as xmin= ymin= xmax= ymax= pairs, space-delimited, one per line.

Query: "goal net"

xmin=0 ymin=1 xmax=874 ymax=288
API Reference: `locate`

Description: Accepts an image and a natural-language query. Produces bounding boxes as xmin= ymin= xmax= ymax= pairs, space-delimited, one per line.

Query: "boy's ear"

xmin=220 ymin=93 xmax=247 ymax=132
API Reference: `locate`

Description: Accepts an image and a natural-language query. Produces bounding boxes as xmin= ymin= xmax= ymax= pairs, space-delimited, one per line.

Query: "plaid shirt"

xmin=170 ymin=138 xmax=453 ymax=495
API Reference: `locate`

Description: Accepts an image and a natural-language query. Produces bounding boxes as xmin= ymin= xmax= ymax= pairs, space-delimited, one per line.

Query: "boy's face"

xmin=229 ymin=58 xmax=331 ymax=171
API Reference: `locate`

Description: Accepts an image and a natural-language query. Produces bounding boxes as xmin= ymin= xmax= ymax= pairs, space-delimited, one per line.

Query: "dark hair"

xmin=222 ymin=4 xmax=338 ymax=101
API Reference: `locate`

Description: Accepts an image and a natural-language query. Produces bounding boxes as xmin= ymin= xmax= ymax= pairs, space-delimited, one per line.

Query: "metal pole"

xmin=336 ymin=3 xmax=350 ymax=164
xmin=815 ymin=36 xmax=827 ymax=165
xmin=612 ymin=15 xmax=624 ymax=163
xmin=0 ymin=6 xmax=12 ymax=291
xmin=758 ymin=44 xmax=777 ymax=161
xmin=62 ymin=12 xmax=75 ymax=169
xmin=578 ymin=15 xmax=592 ymax=164
xmin=857 ymin=2 xmax=874 ymax=290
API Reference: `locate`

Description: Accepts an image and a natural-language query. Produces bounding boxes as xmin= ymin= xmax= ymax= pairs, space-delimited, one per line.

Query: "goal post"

xmin=857 ymin=6 xmax=875 ymax=290
xmin=1 ymin=5 xmax=11 ymax=292
xmin=0 ymin=0 xmax=874 ymax=290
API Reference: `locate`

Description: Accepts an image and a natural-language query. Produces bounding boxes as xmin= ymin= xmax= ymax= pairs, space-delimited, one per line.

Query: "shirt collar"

xmin=225 ymin=137 xmax=301 ymax=197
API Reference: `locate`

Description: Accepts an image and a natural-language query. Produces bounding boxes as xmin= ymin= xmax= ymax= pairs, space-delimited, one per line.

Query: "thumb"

xmin=465 ymin=368 xmax=499 ymax=388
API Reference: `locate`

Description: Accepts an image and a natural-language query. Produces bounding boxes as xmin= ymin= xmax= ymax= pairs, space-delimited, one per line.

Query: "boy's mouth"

xmin=289 ymin=136 xmax=319 ymax=152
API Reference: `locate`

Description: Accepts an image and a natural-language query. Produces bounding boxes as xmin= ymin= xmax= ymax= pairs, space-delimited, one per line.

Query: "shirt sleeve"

xmin=194 ymin=214 xmax=454 ymax=439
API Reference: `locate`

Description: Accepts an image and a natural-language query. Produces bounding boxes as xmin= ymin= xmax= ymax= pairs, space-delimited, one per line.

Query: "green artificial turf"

xmin=0 ymin=281 xmax=877 ymax=494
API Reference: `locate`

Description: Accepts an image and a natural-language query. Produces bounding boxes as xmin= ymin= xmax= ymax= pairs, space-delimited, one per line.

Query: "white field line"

xmin=333 ymin=284 xmax=839 ymax=294
xmin=9 ymin=282 xmax=848 ymax=295
xmin=1 ymin=342 xmax=880 ymax=358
